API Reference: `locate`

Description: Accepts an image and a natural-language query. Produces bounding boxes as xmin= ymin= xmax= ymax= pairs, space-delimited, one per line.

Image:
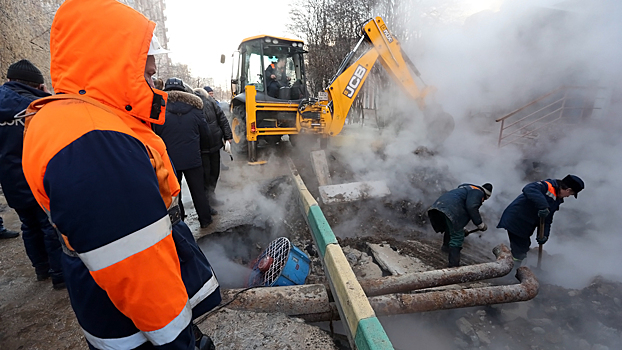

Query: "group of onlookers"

xmin=152 ymin=78 xmax=232 ymax=228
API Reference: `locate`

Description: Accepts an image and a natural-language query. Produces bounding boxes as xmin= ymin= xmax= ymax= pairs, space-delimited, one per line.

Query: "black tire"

xmin=231 ymin=105 xmax=248 ymax=154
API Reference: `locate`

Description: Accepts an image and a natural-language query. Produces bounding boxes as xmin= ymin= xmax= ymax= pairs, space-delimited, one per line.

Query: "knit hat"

xmin=561 ymin=175 xmax=584 ymax=198
xmin=204 ymin=86 xmax=213 ymax=93
xmin=164 ymin=77 xmax=185 ymax=92
xmin=481 ymin=183 xmax=493 ymax=199
xmin=7 ymin=59 xmax=44 ymax=84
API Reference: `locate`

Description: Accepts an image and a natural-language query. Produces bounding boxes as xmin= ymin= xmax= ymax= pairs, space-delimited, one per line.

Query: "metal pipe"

xmin=369 ymin=267 xmax=539 ymax=316
xmin=221 ymin=284 xmax=332 ymax=318
xmin=222 ymin=267 xmax=537 ymax=322
xmin=358 ymin=244 xmax=513 ymax=297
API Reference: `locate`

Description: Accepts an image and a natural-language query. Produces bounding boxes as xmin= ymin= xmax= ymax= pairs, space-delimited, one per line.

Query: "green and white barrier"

xmin=288 ymin=159 xmax=393 ymax=350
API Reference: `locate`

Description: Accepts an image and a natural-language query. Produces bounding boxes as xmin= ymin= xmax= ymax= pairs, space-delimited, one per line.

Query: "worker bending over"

xmin=428 ymin=183 xmax=493 ymax=267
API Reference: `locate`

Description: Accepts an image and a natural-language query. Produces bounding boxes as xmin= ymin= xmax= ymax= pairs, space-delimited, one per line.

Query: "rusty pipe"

xmin=297 ymin=266 xmax=539 ymax=321
xmin=221 ymin=284 xmax=332 ymax=320
xmin=358 ymin=244 xmax=513 ymax=297
xmin=368 ymin=267 xmax=538 ymax=316
xmin=220 ymin=267 xmax=537 ymax=322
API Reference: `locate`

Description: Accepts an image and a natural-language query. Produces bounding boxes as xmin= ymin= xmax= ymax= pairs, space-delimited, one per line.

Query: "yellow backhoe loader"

xmin=229 ymin=16 xmax=454 ymax=163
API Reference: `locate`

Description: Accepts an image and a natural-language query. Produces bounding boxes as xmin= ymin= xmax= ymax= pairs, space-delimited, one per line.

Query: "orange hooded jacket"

xmin=21 ymin=0 xmax=220 ymax=348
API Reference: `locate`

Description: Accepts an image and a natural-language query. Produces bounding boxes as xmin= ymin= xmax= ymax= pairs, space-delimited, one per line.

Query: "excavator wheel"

xmin=231 ymin=105 xmax=259 ymax=162
xmin=231 ymin=105 xmax=248 ymax=154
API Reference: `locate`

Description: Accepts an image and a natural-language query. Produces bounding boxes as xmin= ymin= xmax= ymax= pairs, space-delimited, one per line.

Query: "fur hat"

xmin=203 ymin=86 xmax=213 ymax=93
xmin=7 ymin=59 xmax=44 ymax=84
xmin=561 ymin=175 xmax=584 ymax=198
xmin=481 ymin=183 xmax=493 ymax=199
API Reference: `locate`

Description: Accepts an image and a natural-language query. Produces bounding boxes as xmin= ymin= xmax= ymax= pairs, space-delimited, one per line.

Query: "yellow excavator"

xmin=229 ymin=16 xmax=454 ymax=163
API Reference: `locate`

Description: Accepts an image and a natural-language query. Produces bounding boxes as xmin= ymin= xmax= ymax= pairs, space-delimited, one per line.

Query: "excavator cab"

xmin=230 ymin=36 xmax=310 ymax=162
xmin=232 ymin=36 xmax=307 ymax=101
xmin=230 ymin=17 xmax=454 ymax=163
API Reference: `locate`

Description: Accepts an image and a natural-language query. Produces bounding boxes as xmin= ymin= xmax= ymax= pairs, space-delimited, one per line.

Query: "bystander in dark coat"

xmin=153 ymin=77 xmax=213 ymax=227
xmin=194 ymin=87 xmax=232 ymax=207
xmin=0 ymin=60 xmax=64 ymax=288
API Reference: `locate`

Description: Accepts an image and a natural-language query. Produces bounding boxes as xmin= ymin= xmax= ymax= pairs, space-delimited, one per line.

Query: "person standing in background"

xmin=0 ymin=59 xmax=65 ymax=289
xmin=194 ymin=86 xmax=232 ymax=208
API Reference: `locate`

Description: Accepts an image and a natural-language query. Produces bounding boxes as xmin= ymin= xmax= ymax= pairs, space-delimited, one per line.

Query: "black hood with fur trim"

xmin=165 ymin=90 xmax=203 ymax=113
xmin=153 ymin=90 xmax=209 ymax=170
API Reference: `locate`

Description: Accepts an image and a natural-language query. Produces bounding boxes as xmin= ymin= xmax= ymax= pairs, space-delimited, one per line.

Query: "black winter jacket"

xmin=0 ymin=82 xmax=50 ymax=209
xmin=428 ymin=183 xmax=487 ymax=232
xmin=194 ymin=89 xmax=233 ymax=153
xmin=153 ymin=91 xmax=209 ymax=171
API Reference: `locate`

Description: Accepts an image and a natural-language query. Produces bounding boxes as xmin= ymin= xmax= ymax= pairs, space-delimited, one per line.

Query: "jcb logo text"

xmin=343 ymin=65 xmax=367 ymax=98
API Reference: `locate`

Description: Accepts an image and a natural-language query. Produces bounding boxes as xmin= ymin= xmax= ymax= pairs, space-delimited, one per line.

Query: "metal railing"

xmin=496 ymin=86 xmax=606 ymax=147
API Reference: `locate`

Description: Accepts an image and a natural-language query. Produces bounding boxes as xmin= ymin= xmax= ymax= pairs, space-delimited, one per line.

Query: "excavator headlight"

xmin=272 ymin=39 xmax=278 ymax=44
xmin=264 ymin=38 xmax=271 ymax=43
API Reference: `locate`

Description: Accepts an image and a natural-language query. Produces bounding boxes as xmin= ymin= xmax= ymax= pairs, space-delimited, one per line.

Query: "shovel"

xmin=464 ymin=227 xmax=485 ymax=238
xmin=536 ymin=217 xmax=545 ymax=269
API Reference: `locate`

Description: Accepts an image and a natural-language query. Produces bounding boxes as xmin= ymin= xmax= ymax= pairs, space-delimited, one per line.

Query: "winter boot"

xmin=509 ymin=257 xmax=523 ymax=281
xmin=448 ymin=247 xmax=461 ymax=267
xmin=192 ymin=323 xmax=215 ymax=350
xmin=36 ymin=265 xmax=51 ymax=281
xmin=0 ymin=227 xmax=19 ymax=239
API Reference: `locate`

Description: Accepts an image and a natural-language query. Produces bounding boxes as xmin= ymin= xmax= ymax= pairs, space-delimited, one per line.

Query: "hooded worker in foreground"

xmin=21 ymin=0 xmax=220 ymax=348
xmin=497 ymin=175 xmax=584 ymax=268
xmin=427 ymin=183 xmax=493 ymax=267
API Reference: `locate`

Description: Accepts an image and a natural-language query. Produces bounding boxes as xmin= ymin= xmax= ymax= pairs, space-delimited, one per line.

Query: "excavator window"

xmin=246 ymin=53 xmax=264 ymax=92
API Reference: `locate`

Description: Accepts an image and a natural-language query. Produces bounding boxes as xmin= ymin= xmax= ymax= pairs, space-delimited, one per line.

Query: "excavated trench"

xmin=191 ymin=142 xmax=622 ymax=350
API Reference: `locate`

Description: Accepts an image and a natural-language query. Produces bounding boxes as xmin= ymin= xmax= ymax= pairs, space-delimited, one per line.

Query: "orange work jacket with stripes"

xmin=21 ymin=1 xmax=220 ymax=349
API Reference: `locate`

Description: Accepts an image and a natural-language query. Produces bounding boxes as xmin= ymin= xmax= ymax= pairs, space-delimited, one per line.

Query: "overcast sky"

xmin=163 ymin=0 xmax=504 ymax=88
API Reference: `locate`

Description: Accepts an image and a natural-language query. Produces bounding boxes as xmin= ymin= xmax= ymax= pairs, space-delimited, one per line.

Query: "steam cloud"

xmin=333 ymin=0 xmax=622 ymax=289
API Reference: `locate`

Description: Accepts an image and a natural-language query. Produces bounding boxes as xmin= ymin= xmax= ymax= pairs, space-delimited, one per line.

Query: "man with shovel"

xmin=428 ymin=183 xmax=493 ymax=267
xmin=497 ymin=175 xmax=584 ymax=270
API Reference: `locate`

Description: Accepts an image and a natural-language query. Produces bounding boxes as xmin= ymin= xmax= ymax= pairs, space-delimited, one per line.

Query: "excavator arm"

xmin=321 ymin=17 xmax=439 ymax=137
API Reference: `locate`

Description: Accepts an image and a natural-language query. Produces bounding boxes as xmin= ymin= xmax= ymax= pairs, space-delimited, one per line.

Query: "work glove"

xmin=224 ymin=140 xmax=233 ymax=161
xmin=224 ymin=140 xmax=232 ymax=154
xmin=536 ymin=235 xmax=548 ymax=245
xmin=477 ymin=222 xmax=487 ymax=232
xmin=538 ymin=208 xmax=550 ymax=218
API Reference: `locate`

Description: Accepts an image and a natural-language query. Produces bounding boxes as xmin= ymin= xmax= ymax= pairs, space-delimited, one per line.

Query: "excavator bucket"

xmin=423 ymin=103 xmax=455 ymax=146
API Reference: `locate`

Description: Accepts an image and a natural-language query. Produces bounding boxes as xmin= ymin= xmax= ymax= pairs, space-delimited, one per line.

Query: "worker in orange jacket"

xmin=21 ymin=0 xmax=220 ymax=349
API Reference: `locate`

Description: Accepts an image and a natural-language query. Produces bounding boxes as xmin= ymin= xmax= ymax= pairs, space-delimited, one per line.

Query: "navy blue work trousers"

xmin=15 ymin=205 xmax=63 ymax=281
